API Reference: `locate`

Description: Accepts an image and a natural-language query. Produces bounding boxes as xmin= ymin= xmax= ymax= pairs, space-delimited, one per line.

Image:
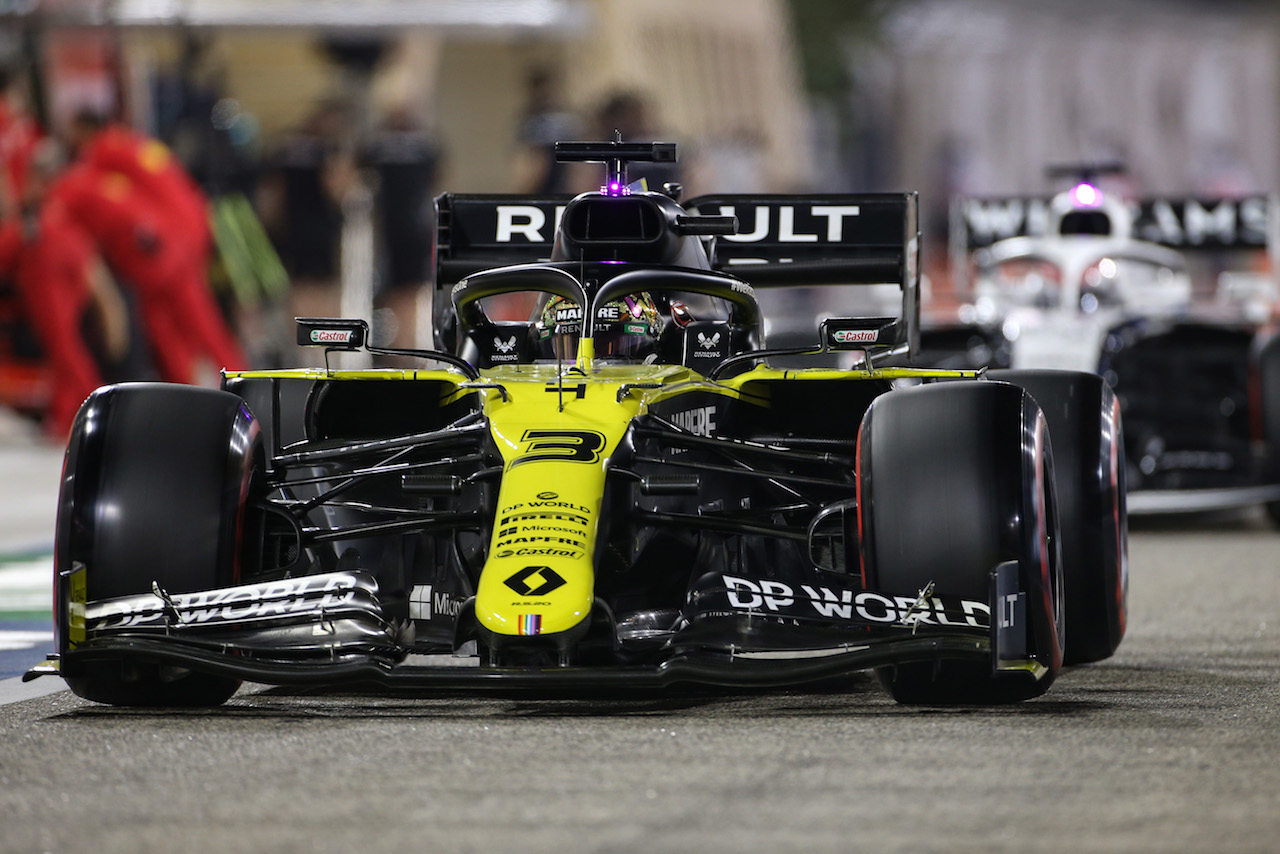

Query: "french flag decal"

xmin=520 ymin=614 xmax=543 ymax=636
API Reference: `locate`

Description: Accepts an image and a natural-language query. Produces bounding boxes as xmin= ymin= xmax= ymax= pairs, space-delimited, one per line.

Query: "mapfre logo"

xmin=310 ymin=329 xmax=354 ymax=344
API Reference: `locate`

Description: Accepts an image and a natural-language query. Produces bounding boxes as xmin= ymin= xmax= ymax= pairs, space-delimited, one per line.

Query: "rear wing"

xmin=433 ymin=191 xmax=921 ymax=352
xmin=685 ymin=193 xmax=920 ymax=286
xmin=953 ymin=194 xmax=1276 ymax=252
xmin=951 ymin=193 xmax=1277 ymax=292
xmin=434 ymin=193 xmax=573 ymax=288
xmin=687 ymin=193 xmax=921 ymax=350
xmin=435 ymin=192 xmax=922 ymax=285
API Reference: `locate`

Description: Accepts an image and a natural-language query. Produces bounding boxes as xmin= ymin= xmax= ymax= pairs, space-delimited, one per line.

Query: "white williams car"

xmin=922 ymin=179 xmax=1280 ymax=518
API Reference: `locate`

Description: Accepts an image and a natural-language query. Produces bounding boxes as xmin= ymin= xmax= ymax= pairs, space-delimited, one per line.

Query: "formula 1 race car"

xmin=924 ymin=173 xmax=1280 ymax=518
xmin=27 ymin=141 xmax=1127 ymax=707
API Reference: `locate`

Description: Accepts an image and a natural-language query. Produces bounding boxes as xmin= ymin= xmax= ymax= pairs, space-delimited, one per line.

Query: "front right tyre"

xmin=858 ymin=381 xmax=1063 ymax=704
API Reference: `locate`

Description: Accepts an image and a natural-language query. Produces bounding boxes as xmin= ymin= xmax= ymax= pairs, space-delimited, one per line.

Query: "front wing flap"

xmin=29 ymin=562 xmax=1047 ymax=691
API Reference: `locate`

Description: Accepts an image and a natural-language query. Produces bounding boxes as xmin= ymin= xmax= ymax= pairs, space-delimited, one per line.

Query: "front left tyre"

xmin=55 ymin=383 xmax=264 ymax=706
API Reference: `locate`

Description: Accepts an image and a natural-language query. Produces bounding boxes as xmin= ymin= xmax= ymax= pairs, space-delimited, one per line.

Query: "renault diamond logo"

xmin=504 ymin=566 xmax=567 ymax=596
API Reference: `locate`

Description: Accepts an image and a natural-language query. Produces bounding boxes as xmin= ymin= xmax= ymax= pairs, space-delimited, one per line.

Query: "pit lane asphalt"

xmin=1 ymin=423 xmax=1278 ymax=853
xmin=0 ymin=416 xmax=62 ymax=696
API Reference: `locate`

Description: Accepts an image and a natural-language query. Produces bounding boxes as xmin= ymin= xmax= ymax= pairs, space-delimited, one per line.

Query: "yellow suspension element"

xmin=575 ymin=336 xmax=596 ymax=373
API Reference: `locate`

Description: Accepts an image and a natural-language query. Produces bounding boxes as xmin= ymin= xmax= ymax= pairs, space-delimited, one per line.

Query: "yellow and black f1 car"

xmin=27 ymin=141 xmax=1127 ymax=706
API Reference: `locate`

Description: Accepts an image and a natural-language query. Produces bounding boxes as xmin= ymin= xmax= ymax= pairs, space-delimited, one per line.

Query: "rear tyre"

xmin=859 ymin=382 xmax=1063 ymax=704
xmin=991 ymin=370 xmax=1127 ymax=664
xmin=1257 ymin=336 xmax=1280 ymax=527
xmin=56 ymin=383 xmax=263 ymax=706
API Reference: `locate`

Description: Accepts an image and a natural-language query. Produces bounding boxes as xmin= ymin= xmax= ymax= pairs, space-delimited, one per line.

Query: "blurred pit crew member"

xmin=67 ymin=110 xmax=211 ymax=255
xmin=537 ymin=292 xmax=661 ymax=362
xmin=0 ymin=170 xmax=127 ymax=437
xmin=33 ymin=142 xmax=245 ymax=384
xmin=513 ymin=65 xmax=580 ymax=195
xmin=66 ymin=110 xmax=233 ymax=361
xmin=362 ymin=104 xmax=440 ymax=352
xmin=0 ymin=65 xmax=41 ymax=219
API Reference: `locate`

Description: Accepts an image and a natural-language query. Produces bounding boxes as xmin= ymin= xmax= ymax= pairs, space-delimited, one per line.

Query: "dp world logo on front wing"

xmin=504 ymin=566 xmax=567 ymax=597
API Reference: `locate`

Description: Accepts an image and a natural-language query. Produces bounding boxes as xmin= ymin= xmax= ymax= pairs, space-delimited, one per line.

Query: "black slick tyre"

xmin=859 ymin=381 xmax=1063 ymax=704
xmin=55 ymin=383 xmax=263 ymax=706
xmin=991 ymin=370 xmax=1127 ymax=664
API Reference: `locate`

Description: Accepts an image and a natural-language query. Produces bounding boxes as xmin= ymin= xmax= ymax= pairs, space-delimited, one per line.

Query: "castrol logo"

xmin=310 ymin=329 xmax=354 ymax=344
xmin=833 ymin=329 xmax=878 ymax=343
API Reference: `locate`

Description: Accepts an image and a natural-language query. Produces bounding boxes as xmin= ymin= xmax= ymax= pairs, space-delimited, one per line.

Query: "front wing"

xmin=28 ymin=563 xmax=1043 ymax=691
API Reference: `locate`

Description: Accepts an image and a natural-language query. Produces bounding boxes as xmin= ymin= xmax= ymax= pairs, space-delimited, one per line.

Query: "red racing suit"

xmin=0 ymin=205 xmax=102 ymax=437
xmin=76 ymin=124 xmax=211 ymax=253
xmin=48 ymin=164 xmax=244 ymax=384
xmin=0 ymin=100 xmax=40 ymax=212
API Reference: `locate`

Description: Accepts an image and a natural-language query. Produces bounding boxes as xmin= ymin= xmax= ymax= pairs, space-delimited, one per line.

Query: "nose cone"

xmin=477 ymin=560 xmax=592 ymax=638
xmin=474 ymin=370 xmax=642 ymax=646
xmin=474 ymin=469 xmax=599 ymax=640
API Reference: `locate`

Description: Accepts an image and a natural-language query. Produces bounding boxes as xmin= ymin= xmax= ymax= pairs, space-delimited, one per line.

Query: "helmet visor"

xmin=539 ymin=293 xmax=659 ymax=362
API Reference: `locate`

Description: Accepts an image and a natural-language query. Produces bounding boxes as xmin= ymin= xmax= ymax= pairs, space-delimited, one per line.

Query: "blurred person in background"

xmin=480 ymin=66 xmax=581 ymax=325
xmin=150 ymin=32 xmax=260 ymax=200
xmin=513 ymin=65 xmax=581 ymax=195
xmin=65 ymin=109 xmax=249 ymax=370
xmin=35 ymin=136 xmax=244 ymax=385
xmin=259 ymin=99 xmax=356 ymax=325
xmin=0 ymin=61 xmax=46 ymax=424
xmin=362 ymin=102 xmax=440 ymax=353
xmin=0 ymin=64 xmax=41 ymax=220
xmin=0 ymin=142 xmax=129 ymax=439
xmin=148 ymin=40 xmax=282 ymax=368
xmin=583 ymin=90 xmax=683 ymax=192
xmin=68 ymin=109 xmax=213 ymax=259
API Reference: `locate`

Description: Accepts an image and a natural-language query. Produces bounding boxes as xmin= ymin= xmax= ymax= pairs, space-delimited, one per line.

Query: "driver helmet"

xmin=537 ymin=292 xmax=661 ymax=362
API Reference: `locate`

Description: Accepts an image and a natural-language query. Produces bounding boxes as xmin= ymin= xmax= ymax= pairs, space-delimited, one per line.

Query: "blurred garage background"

xmin=6 ymin=1 xmax=1276 ymax=192
xmin=0 ymin=0 xmax=1276 ymax=383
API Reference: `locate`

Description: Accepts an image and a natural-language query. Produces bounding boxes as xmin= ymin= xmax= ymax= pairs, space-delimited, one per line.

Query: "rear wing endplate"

xmin=434 ymin=193 xmax=573 ymax=288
